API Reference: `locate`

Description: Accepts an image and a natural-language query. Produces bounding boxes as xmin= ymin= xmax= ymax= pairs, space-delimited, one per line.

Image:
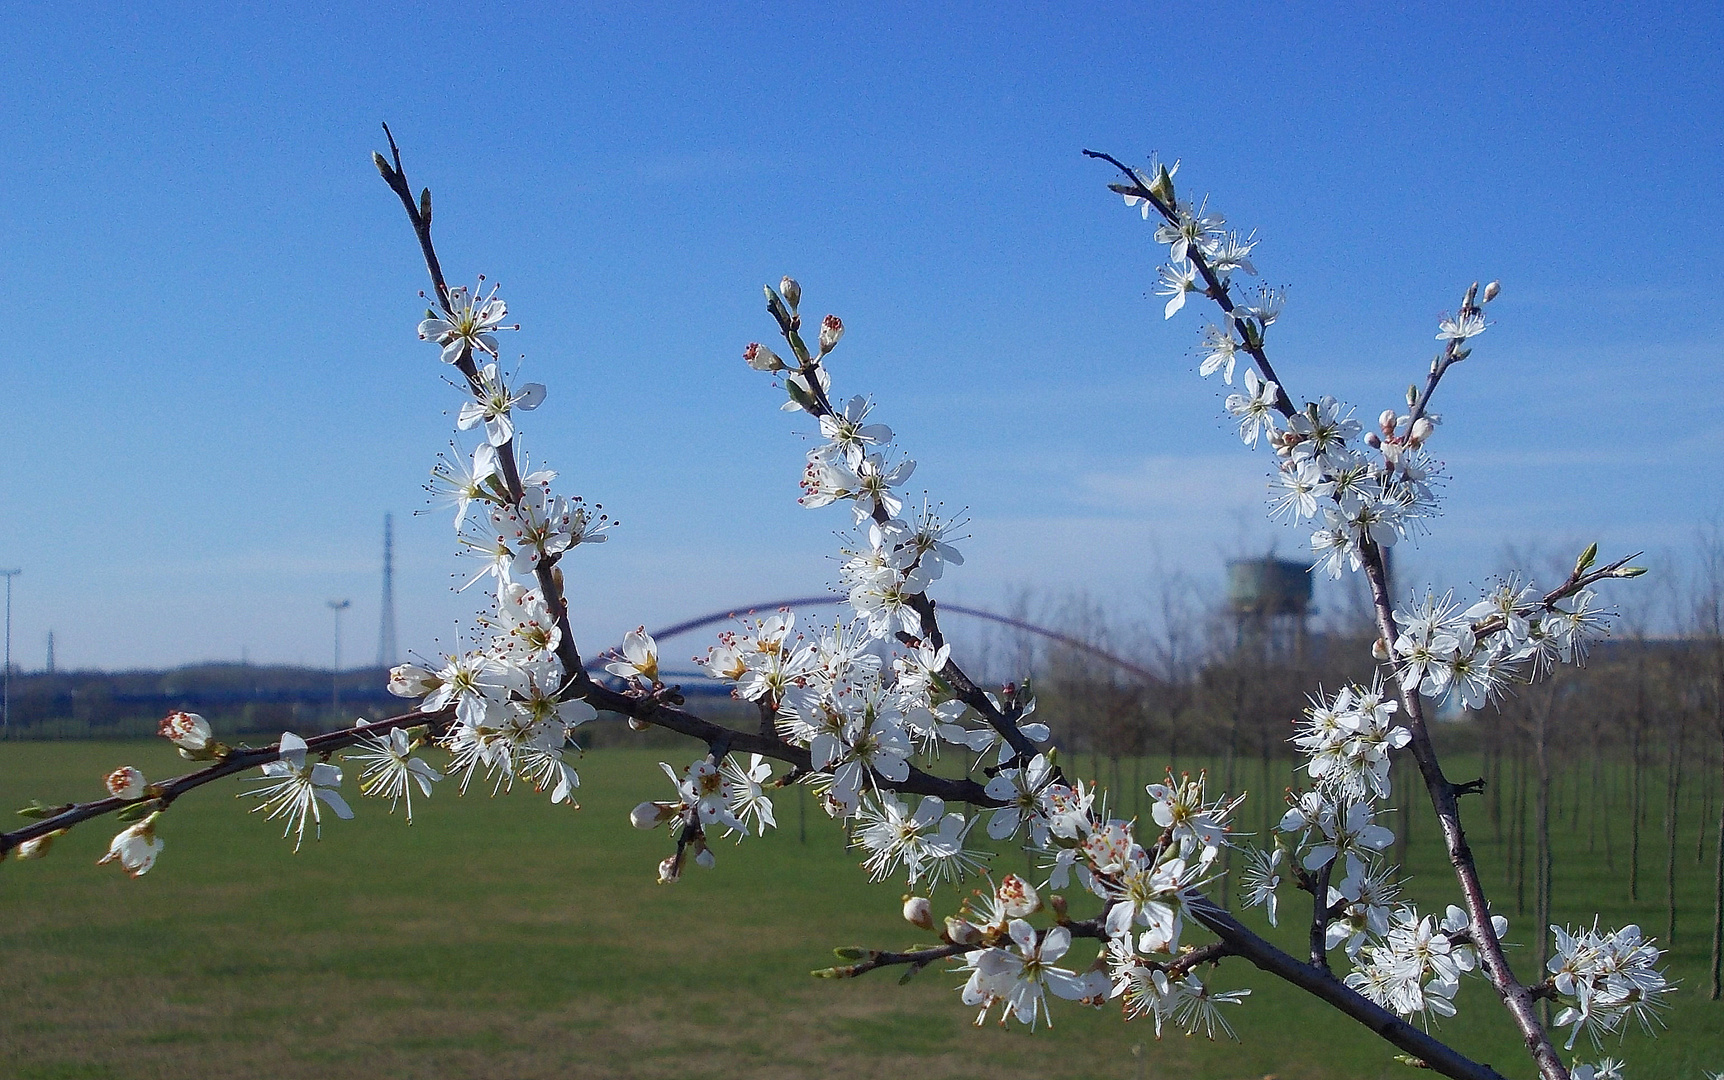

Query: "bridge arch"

xmin=587 ymin=595 xmax=1158 ymax=684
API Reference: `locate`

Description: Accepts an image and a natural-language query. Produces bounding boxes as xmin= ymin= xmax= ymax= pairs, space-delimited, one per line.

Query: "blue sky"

xmin=0 ymin=2 xmax=1718 ymax=671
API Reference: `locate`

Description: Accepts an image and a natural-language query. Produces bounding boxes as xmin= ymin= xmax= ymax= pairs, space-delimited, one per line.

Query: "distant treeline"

xmin=0 ymin=663 xmax=751 ymax=743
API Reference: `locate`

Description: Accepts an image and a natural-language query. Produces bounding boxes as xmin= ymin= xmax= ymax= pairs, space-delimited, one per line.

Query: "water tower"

xmin=1226 ymin=555 xmax=1312 ymax=662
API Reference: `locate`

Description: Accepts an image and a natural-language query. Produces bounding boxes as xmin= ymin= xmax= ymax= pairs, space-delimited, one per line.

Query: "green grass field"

xmin=2 ymin=739 xmax=1719 ymax=1080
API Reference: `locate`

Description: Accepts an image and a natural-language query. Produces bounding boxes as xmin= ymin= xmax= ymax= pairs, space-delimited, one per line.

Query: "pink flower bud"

xmin=944 ymin=916 xmax=984 ymax=945
xmin=818 ymin=314 xmax=843 ymax=354
xmin=158 ymin=712 xmax=212 ymax=752
xmin=997 ymin=873 xmax=1040 ymax=918
xmin=1378 ymin=409 xmax=1398 ymax=437
xmin=779 ymin=276 xmax=801 ymax=310
xmin=105 ymin=766 xmax=146 ymax=801
xmin=1483 ymin=280 xmax=1500 ymax=303
xmin=1364 ymin=431 xmax=1382 ymax=449
xmin=1372 ymin=637 xmax=1391 ymax=661
xmin=902 ymin=895 xmax=933 ymax=930
xmin=744 ymin=342 xmax=784 ymax=372
xmin=1409 ymin=418 xmax=1434 ymax=446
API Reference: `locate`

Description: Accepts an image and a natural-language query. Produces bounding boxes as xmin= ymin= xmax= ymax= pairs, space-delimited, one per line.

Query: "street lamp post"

xmin=1 ymin=569 xmax=18 ymax=737
xmin=327 ymin=599 xmax=351 ymax=717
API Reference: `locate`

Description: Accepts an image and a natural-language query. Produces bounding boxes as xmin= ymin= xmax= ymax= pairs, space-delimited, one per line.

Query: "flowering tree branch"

xmin=1086 ymin=149 xmax=1666 ymax=1080
xmin=1083 ymin=149 xmax=1297 ymax=419
xmin=1358 ymin=541 xmax=1571 ymax=1079
xmin=0 ymin=708 xmax=452 ymax=855
xmin=4 ymin=135 xmax=1670 ymax=1080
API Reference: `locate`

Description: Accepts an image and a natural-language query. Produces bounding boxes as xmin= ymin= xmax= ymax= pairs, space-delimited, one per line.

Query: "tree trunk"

xmin=1699 ymin=743 xmax=1713 ymax=865
xmin=1534 ymin=690 xmax=1553 ymax=1020
xmin=1711 ymin=764 xmax=1723 ymax=1000
xmin=1665 ymin=710 xmax=1686 ymax=944
xmin=1589 ymin=719 xmax=1602 ymax=858
xmin=1488 ymin=728 xmax=1504 ymax=846
xmin=1631 ymin=691 xmax=1644 ymax=902
xmin=1515 ymin=738 xmax=1530 ymax=917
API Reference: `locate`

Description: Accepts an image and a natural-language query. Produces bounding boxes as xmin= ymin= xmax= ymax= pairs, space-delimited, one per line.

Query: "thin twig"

xmin=1083 ymin=149 xmax=1297 ymax=418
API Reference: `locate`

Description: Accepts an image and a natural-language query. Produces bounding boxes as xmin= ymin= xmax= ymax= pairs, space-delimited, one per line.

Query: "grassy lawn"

xmin=1 ymin=739 xmax=1719 ymax=1079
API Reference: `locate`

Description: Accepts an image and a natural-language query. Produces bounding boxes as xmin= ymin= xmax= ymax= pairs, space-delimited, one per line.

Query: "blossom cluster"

xmin=1393 ymin=579 xmax=1613 ymax=711
xmin=886 ymin=768 xmax=1251 ymax=1034
xmin=212 ymin=281 xmax=606 ymax=861
xmin=1547 ymin=921 xmax=1674 ymax=1049
xmin=630 ymin=754 xmax=778 ymax=882
xmin=384 ymin=285 xmax=612 ymax=807
xmin=728 ymin=283 xmax=1054 ymax=867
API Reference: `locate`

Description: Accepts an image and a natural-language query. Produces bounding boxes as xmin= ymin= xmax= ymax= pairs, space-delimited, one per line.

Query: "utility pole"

xmin=1 ymin=569 xmax=19 ymax=737
xmin=327 ymin=599 xmax=351 ymax=716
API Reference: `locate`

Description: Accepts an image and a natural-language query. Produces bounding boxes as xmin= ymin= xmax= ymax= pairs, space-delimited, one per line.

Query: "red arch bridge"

xmin=583 ymin=595 xmax=1158 ymax=690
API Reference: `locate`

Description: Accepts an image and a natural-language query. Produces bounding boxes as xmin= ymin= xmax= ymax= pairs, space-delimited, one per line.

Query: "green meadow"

xmin=1 ymin=739 xmax=1719 ymax=1080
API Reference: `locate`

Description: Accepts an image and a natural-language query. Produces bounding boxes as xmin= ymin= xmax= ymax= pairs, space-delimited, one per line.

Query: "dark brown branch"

xmin=584 ymin=680 xmax=997 ymax=804
xmin=826 ymin=918 xmax=1229 ymax=981
xmin=1359 ymin=540 xmax=1569 ymax=1080
xmin=1 ymin=686 xmax=1007 ymax=858
xmin=1405 ymin=281 xmax=1480 ymax=429
xmin=1309 ymin=859 xmax=1335 ymax=973
xmin=1186 ymin=896 xmax=1509 ymax=1080
xmin=1470 ymin=551 xmax=1644 ymax=641
xmin=831 ymin=889 xmax=1507 ymax=1080
xmin=1 ymin=709 xmax=452 ymax=855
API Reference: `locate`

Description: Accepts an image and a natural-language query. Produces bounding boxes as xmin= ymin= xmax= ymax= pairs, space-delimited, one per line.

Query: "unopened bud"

xmin=387 ymin=664 xmax=440 ymax=699
xmin=763 ymin=285 xmax=792 ymax=329
xmin=818 ymin=315 xmax=843 ymax=355
xmin=17 ymin=830 xmax=64 ymax=860
xmin=1379 ymin=409 xmax=1398 ymax=436
xmin=902 ymin=895 xmax=933 ymax=930
xmin=1406 ymin=384 xmax=1419 ymax=407
xmin=105 ymin=767 xmax=146 ymax=801
xmin=1372 ymin=637 xmax=1391 ymax=661
xmin=780 ymin=276 xmax=801 ymax=311
xmin=630 ymin=801 xmax=672 ymax=830
xmin=657 ymin=855 xmax=681 ymax=885
xmin=1148 ymin=163 xmax=1176 ymax=205
xmin=1408 ymin=418 xmax=1434 ymax=446
xmin=1482 ymin=280 xmax=1500 ymax=303
xmin=997 ymin=873 xmax=1041 ymax=918
xmin=1364 ymin=431 xmax=1382 ymax=449
xmin=944 ymin=916 xmax=984 ymax=945
xmin=158 ymin=711 xmax=213 ymax=752
xmin=627 ymin=716 xmax=651 ymax=731
xmin=744 ymin=342 xmax=785 ymax=372
xmin=693 ymin=844 xmax=716 ymax=869
xmin=1049 ymin=893 xmax=1069 ymax=922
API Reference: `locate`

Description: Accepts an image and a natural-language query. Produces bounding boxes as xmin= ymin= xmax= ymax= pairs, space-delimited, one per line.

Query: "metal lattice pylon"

xmin=376 ymin=513 xmax=398 ymax=668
